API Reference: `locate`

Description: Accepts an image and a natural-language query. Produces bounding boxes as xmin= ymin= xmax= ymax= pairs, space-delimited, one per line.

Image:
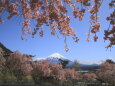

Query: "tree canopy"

xmin=0 ymin=0 xmax=114 ymax=51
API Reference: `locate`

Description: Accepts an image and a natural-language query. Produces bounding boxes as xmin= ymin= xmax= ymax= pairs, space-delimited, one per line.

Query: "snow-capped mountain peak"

xmin=47 ymin=53 xmax=64 ymax=60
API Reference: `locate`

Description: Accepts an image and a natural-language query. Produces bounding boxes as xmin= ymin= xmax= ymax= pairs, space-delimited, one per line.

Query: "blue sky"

xmin=0 ymin=0 xmax=115 ymax=62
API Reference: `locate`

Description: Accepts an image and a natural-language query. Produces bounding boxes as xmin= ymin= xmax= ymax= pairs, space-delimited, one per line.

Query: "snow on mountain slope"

xmin=47 ymin=53 xmax=64 ymax=60
xmin=46 ymin=53 xmax=65 ymax=63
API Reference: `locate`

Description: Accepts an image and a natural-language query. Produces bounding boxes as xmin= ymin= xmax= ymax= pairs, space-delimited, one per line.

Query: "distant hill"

xmin=0 ymin=42 xmax=13 ymax=57
xmin=79 ymin=64 xmax=99 ymax=71
xmin=80 ymin=64 xmax=99 ymax=67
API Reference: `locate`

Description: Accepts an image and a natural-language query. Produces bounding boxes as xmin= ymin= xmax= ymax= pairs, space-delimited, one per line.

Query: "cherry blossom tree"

xmin=31 ymin=61 xmax=80 ymax=85
xmin=63 ymin=69 xmax=80 ymax=86
xmin=0 ymin=0 xmax=114 ymax=50
xmin=82 ymin=72 xmax=97 ymax=82
xmin=96 ymin=62 xmax=115 ymax=84
xmin=0 ymin=48 xmax=3 ymax=55
xmin=0 ymin=48 xmax=3 ymax=64
xmin=0 ymin=48 xmax=5 ymax=71
xmin=31 ymin=61 xmax=51 ymax=84
xmin=50 ymin=63 xmax=65 ymax=80
xmin=64 ymin=69 xmax=80 ymax=81
xmin=31 ymin=62 xmax=64 ymax=85
xmin=7 ymin=51 xmax=33 ymax=84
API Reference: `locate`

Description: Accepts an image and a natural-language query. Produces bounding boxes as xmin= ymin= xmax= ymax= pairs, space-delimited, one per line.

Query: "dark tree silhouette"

xmin=106 ymin=59 xmax=115 ymax=64
xmin=59 ymin=59 xmax=69 ymax=68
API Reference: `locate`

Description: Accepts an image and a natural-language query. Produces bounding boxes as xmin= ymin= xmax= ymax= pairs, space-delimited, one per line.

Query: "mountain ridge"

xmin=36 ymin=53 xmax=101 ymax=67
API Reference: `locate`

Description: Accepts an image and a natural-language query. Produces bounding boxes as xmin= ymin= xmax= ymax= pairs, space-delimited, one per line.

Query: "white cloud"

xmin=79 ymin=57 xmax=115 ymax=65
xmin=79 ymin=60 xmax=104 ymax=65
xmin=36 ymin=57 xmax=46 ymax=60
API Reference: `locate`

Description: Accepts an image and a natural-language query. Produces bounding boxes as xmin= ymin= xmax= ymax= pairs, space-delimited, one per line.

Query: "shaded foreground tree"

xmin=0 ymin=0 xmax=115 ymax=50
xmin=72 ymin=60 xmax=80 ymax=71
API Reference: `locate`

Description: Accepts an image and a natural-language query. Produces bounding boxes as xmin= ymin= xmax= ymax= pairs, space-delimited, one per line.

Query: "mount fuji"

xmin=36 ymin=53 xmax=74 ymax=67
xmin=46 ymin=53 xmax=65 ymax=63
